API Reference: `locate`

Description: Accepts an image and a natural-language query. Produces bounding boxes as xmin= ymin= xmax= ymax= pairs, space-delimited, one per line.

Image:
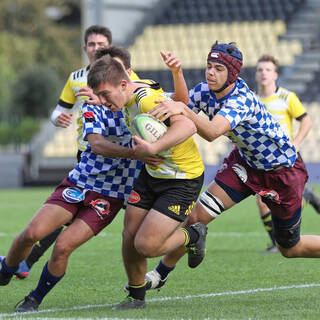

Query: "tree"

xmin=0 ymin=0 xmax=82 ymax=145
xmin=0 ymin=0 xmax=81 ymax=117
xmin=11 ymin=64 xmax=61 ymax=119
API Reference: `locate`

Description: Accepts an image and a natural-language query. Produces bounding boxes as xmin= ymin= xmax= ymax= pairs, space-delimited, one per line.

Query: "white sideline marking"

xmin=1 ymin=283 xmax=320 ymax=318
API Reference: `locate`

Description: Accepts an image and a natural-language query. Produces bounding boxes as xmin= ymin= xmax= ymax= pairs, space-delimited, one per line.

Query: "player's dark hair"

xmin=84 ymin=25 xmax=112 ymax=45
xmin=94 ymin=46 xmax=131 ymax=69
xmin=88 ymin=55 xmax=130 ymax=89
xmin=257 ymin=54 xmax=279 ymax=72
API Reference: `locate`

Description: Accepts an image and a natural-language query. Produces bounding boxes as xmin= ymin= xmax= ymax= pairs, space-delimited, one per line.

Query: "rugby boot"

xmin=187 ymin=222 xmax=208 ymax=268
xmin=15 ymin=260 xmax=30 ymax=279
xmin=15 ymin=294 xmax=39 ymax=313
xmin=112 ymin=296 xmax=146 ymax=310
xmin=124 ymin=269 xmax=167 ymax=292
xmin=0 ymin=256 xmax=14 ymax=285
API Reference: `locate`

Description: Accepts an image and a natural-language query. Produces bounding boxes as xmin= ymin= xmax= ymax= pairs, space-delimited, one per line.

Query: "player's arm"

xmin=133 ymin=110 xmax=197 ymax=156
xmin=288 ymin=93 xmax=312 ymax=149
xmin=51 ymin=104 xmax=73 ymax=128
xmin=88 ymin=133 xmax=135 ymax=158
xmin=160 ymin=51 xmax=189 ymax=104
xmin=292 ymin=114 xmax=312 ymax=149
xmin=51 ymin=74 xmax=75 ymax=128
xmin=149 ymin=100 xmax=231 ymax=142
xmin=88 ymin=134 xmax=163 ymax=165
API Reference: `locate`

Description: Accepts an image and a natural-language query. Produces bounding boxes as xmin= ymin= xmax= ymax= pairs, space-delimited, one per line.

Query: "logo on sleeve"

xmin=62 ymin=187 xmax=85 ymax=203
xmin=83 ymin=111 xmax=96 ymax=122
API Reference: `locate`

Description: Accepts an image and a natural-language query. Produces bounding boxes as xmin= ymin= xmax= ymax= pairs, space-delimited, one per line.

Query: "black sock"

xmin=0 ymin=258 xmax=18 ymax=279
xmin=261 ymin=211 xmax=276 ymax=245
xmin=25 ymin=227 xmax=63 ymax=268
xmin=128 ymin=283 xmax=146 ymax=301
xmin=181 ymin=226 xmax=199 ymax=247
xmin=30 ymin=262 xmax=64 ymax=305
xmin=156 ymin=260 xmax=175 ymax=280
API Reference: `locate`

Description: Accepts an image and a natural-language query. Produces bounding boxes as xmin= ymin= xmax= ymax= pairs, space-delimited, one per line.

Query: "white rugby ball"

xmin=132 ymin=113 xmax=168 ymax=143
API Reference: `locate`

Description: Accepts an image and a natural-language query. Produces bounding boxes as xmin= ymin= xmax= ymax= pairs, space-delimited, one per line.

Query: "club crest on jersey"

xmin=232 ymin=163 xmax=248 ymax=183
xmin=128 ymin=190 xmax=140 ymax=204
xmin=83 ymin=111 xmax=95 ymax=122
xmin=258 ymin=190 xmax=281 ymax=204
xmin=90 ymin=199 xmax=110 ymax=219
xmin=62 ymin=187 xmax=85 ymax=203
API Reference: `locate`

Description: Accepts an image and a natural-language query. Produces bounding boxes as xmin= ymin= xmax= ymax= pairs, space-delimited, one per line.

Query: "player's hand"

xmin=141 ymin=155 xmax=164 ymax=166
xmin=291 ymin=139 xmax=299 ymax=151
xmin=132 ymin=135 xmax=158 ymax=157
xmin=160 ymin=51 xmax=181 ymax=73
xmin=149 ymin=100 xmax=186 ymax=122
xmin=76 ymin=86 xmax=101 ymax=105
xmin=56 ymin=112 xmax=73 ymax=128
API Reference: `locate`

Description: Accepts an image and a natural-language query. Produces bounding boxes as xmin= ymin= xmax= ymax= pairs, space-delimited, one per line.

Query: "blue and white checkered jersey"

xmin=68 ymin=103 xmax=142 ymax=201
xmin=188 ymin=78 xmax=297 ymax=170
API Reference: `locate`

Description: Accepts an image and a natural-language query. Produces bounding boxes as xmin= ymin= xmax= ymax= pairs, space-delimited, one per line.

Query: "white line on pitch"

xmin=1 ymin=282 xmax=320 ymax=318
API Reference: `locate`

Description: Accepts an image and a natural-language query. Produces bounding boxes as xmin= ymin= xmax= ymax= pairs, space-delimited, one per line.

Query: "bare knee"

xmin=18 ymin=227 xmax=41 ymax=246
xmin=134 ymin=236 xmax=159 ymax=258
xmin=122 ymin=227 xmax=135 ymax=245
xmin=52 ymin=239 xmax=74 ymax=260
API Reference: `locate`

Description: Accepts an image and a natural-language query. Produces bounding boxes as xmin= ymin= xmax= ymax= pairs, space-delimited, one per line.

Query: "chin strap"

xmin=213 ymin=81 xmax=229 ymax=93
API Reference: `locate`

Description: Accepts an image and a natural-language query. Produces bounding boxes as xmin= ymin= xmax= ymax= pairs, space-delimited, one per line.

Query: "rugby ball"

xmin=132 ymin=113 xmax=168 ymax=143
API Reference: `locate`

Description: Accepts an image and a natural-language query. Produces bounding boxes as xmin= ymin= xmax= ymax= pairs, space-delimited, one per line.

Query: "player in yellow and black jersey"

xmin=50 ymin=25 xmax=113 ymax=159
xmin=88 ymin=55 xmax=206 ymax=310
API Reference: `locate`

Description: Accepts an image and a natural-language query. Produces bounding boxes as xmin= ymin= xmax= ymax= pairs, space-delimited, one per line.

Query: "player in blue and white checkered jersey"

xmin=69 ymin=103 xmax=142 ymax=202
xmin=146 ymin=41 xmax=320 ymax=291
xmin=188 ymin=77 xmax=297 ymax=170
xmin=2 ymin=46 xmax=191 ymax=312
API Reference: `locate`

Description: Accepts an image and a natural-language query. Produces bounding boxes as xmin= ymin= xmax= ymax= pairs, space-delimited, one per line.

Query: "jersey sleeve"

xmin=139 ymin=90 xmax=168 ymax=113
xmin=58 ymin=73 xmax=77 ymax=108
xmin=287 ymin=92 xmax=307 ymax=119
xmin=217 ymin=95 xmax=253 ymax=129
xmin=188 ymin=83 xmax=206 ymax=114
xmin=82 ymin=104 xmax=106 ymax=140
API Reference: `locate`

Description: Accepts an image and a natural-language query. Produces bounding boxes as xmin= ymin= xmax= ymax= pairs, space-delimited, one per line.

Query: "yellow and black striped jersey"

xmin=125 ymin=80 xmax=204 ymax=179
xmin=258 ymin=87 xmax=306 ymax=140
xmin=58 ymin=66 xmax=140 ymax=151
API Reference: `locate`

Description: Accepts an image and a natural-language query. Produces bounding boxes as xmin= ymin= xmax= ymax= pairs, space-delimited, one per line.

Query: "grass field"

xmin=1 ymin=185 xmax=320 ymax=319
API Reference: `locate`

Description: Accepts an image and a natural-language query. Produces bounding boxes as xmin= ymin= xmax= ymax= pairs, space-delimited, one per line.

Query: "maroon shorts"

xmin=45 ymin=178 xmax=124 ymax=235
xmin=215 ymin=148 xmax=308 ymax=220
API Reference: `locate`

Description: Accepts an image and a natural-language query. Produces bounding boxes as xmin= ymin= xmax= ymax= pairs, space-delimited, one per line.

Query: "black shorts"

xmin=128 ymin=166 xmax=204 ymax=222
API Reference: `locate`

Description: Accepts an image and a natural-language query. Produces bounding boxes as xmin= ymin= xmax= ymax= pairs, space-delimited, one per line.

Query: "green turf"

xmin=1 ymin=185 xmax=320 ymax=319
